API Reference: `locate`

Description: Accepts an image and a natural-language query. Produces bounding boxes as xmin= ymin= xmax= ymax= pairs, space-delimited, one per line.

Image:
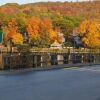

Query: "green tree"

xmin=51 ymin=15 xmax=80 ymax=46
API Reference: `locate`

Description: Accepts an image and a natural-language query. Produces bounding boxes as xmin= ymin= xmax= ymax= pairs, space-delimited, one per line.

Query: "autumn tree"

xmin=26 ymin=17 xmax=60 ymax=47
xmin=51 ymin=15 xmax=80 ymax=46
xmin=26 ymin=17 xmax=40 ymax=44
xmin=77 ymin=19 xmax=100 ymax=48
xmin=42 ymin=18 xmax=52 ymax=31
xmin=49 ymin=29 xmax=59 ymax=43
xmin=42 ymin=18 xmax=59 ymax=43
xmin=15 ymin=13 xmax=27 ymax=33
xmin=4 ymin=18 xmax=23 ymax=45
xmin=32 ymin=23 xmax=50 ymax=47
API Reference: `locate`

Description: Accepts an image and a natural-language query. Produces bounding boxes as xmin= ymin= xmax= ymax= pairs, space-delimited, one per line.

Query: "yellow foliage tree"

xmin=4 ymin=18 xmax=23 ymax=45
xmin=49 ymin=29 xmax=59 ymax=43
xmin=12 ymin=33 xmax=23 ymax=45
xmin=77 ymin=19 xmax=100 ymax=48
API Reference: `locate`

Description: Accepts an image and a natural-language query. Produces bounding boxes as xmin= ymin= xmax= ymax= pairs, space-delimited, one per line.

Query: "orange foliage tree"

xmin=42 ymin=18 xmax=60 ymax=43
xmin=26 ymin=17 xmax=40 ymax=43
xmin=77 ymin=19 xmax=100 ymax=48
xmin=42 ymin=18 xmax=52 ymax=30
xmin=4 ymin=18 xmax=23 ymax=45
xmin=26 ymin=17 xmax=60 ymax=45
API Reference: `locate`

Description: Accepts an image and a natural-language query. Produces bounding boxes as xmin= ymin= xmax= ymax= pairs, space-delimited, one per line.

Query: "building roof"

xmin=51 ymin=40 xmax=62 ymax=47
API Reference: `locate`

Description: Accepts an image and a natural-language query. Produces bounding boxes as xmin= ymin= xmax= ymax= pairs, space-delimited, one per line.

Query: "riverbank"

xmin=0 ymin=63 xmax=100 ymax=75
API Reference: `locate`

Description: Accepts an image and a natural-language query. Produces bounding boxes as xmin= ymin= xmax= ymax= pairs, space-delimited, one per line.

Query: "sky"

xmin=0 ymin=0 xmax=91 ymax=5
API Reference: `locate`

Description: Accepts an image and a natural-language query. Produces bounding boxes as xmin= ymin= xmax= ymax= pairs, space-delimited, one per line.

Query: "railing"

xmin=1 ymin=47 xmax=100 ymax=53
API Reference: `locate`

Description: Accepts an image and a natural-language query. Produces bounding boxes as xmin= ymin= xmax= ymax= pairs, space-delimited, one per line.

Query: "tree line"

xmin=0 ymin=2 xmax=100 ymax=48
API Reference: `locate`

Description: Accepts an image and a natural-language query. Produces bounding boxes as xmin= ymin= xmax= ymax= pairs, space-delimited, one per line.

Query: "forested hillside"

xmin=0 ymin=1 xmax=100 ymax=48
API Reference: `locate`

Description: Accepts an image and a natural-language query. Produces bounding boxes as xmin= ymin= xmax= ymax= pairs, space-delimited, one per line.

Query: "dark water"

xmin=0 ymin=66 xmax=100 ymax=100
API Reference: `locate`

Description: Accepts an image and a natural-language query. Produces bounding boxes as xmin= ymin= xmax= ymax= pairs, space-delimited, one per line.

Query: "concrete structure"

xmin=0 ymin=47 xmax=100 ymax=70
xmin=0 ymin=52 xmax=99 ymax=70
xmin=50 ymin=40 xmax=62 ymax=49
